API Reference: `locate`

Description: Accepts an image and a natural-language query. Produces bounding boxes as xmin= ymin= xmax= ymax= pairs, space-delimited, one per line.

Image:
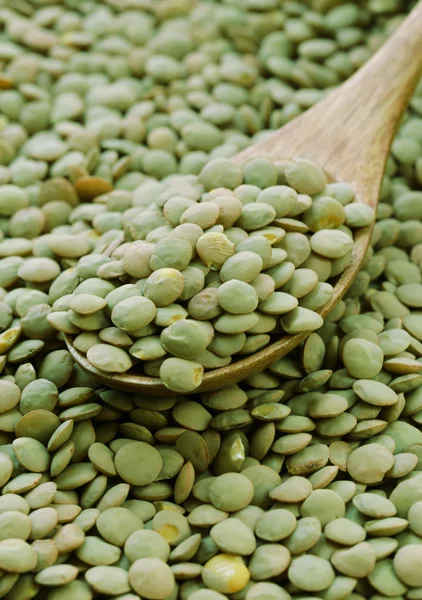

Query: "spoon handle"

xmin=321 ymin=0 xmax=422 ymax=197
xmin=236 ymin=0 xmax=422 ymax=203
xmin=353 ymin=0 xmax=422 ymax=118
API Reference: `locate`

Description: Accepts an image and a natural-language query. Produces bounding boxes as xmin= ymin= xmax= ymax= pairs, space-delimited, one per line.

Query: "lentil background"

xmin=0 ymin=0 xmax=422 ymax=599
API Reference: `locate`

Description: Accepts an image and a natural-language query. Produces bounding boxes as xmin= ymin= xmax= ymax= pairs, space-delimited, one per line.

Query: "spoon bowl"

xmin=65 ymin=2 xmax=422 ymax=395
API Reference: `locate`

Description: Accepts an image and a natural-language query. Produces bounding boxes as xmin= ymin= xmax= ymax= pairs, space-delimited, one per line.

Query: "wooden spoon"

xmin=66 ymin=2 xmax=422 ymax=395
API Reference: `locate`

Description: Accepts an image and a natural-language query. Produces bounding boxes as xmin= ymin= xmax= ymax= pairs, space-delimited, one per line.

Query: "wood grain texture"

xmin=65 ymin=2 xmax=422 ymax=395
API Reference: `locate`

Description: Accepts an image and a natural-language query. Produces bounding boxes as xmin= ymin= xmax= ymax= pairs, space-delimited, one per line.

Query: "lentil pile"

xmin=0 ymin=0 xmax=422 ymax=599
xmin=52 ymin=153 xmax=373 ymax=393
